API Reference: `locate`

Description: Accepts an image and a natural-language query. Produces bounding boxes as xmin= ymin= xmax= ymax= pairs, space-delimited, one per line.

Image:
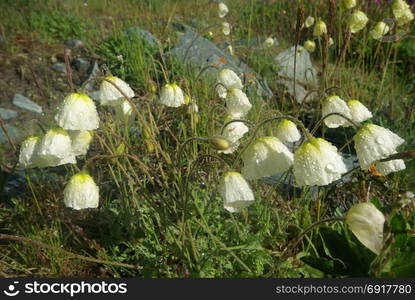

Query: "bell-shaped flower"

xmin=219 ymin=115 xmax=249 ymax=154
xmin=159 ymin=83 xmax=185 ymax=107
xmin=18 ymin=136 xmax=40 ymax=169
xmin=69 ymin=130 xmax=93 ymax=156
xmin=370 ymin=22 xmax=390 ymax=40
xmin=393 ymin=0 xmax=414 ymax=26
xmin=305 ymin=16 xmax=315 ymax=28
xmin=226 ymin=88 xmax=252 ymax=118
xmin=64 ymin=173 xmax=99 ymax=210
xmin=293 ymin=138 xmax=347 ymax=186
xmin=222 ymin=22 xmax=230 ymax=35
xmin=36 ymin=128 xmax=76 ymax=167
xmin=218 ymin=2 xmax=229 ymax=18
xmin=376 ymin=158 xmax=406 ymax=176
xmin=322 ymin=95 xmax=352 ymax=128
xmin=313 ymin=20 xmax=328 ymax=37
xmin=55 ymin=93 xmax=99 ymax=130
xmin=242 ymin=136 xmax=294 ymax=180
xmin=263 ymin=37 xmax=275 ymax=48
xmin=275 ymin=119 xmax=301 ymax=143
xmin=114 ymin=99 xmax=135 ymax=122
xmin=347 ymin=100 xmax=372 ymax=123
xmin=353 ymin=123 xmax=405 ymax=170
xmin=343 ymin=0 xmax=357 ymax=9
xmin=346 ymin=202 xmax=385 ymax=254
xmin=97 ymin=76 xmax=135 ymax=106
xmin=348 ymin=10 xmax=369 ymax=33
xmin=219 ymin=171 xmax=255 ymax=213
xmin=304 ymin=40 xmax=316 ymax=53
xmin=216 ymin=69 xmax=243 ymax=99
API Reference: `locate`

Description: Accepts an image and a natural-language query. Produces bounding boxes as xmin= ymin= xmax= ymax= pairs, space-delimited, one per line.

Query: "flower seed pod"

xmin=346 ymin=202 xmax=385 ymax=254
xmin=64 ymin=173 xmax=99 ymax=210
xmin=219 ymin=171 xmax=255 ymax=213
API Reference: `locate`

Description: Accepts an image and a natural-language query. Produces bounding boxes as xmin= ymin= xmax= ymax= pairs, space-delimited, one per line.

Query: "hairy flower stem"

xmin=311 ymin=112 xmax=360 ymax=135
xmin=293 ymin=6 xmax=304 ymax=112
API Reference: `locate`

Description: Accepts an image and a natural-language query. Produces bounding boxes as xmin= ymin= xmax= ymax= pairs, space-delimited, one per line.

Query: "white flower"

xmin=305 ymin=16 xmax=315 ymax=28
xmin=348 ymin=10 xmax=369 ymax=33
xmin=293 ymin=138 xmax=347 ymax=186
xmin=328 ymin=37 xmax=334 ymax=47
xmin=346 ymin=202 xmax=385 ymax=254
xmin=275 ymin=119 xmax=301 ymax=143
xmin=64 ymin=173 xmax=99 ymax=210
xmin=393 ymin=0 xmax=414 ymax=26
xmin=18 ymin=136 xmax=40 ymax=169
xmin=304 ymin=40 xmax=316 ymax=53
xmin=242 ymin=136 xmax=293 ymax=180
xmin=343 ymin=0 xmax=356 ymax=9
xmin=353 ymin=123 xmax=405 ymax=170
xmin=69 ymin=130 xmax=93 ymax=156
xmin=219 ymin=171 xmax=255 ymax=213
xmin=36 ymin=128 xmax=76 ymax=167
xmin=114 ymin=99 xmax=135 ymax=121
xmin=218 ymin=2 xmax=229 ymax=18
xmin=226 ymin=88 xmax=252 ymax=118
xmin=227 ymin=45 xmax=234 ymax=55
xmin=222 ymin=22 xmax=230 ymax=36
xmin=370 ymin=22 xmax=390 ymax=40
xmin=55 ymin=93 xmax=99 ymax=130
xmin=263 ymin=37 xmax=274 ymax=48
xmin=347 ymin=100 xmax=372 ymax=123
xmin=322 ymin=95 xmax=352 ymax=128
xmin=376 ymin=158 xmax=406 ymax=175
xmin=97 ymin=76 xmax=135 ymax=106
xmin=216 ymin=69 xmax=243 ymax=99
xmin=219 ymin=116 xmax=249 ymax=154
xmin=313 ymin=20 xmax=327 ymax=37
xmin=159 ymin=83 xmax=185 ymax=107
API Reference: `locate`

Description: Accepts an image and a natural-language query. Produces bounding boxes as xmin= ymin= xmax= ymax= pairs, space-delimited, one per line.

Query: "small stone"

xmin=0 ymin=124 xmax=20 ymax=143
xmin=0 ymin=108 xmax=18 ymax=120
xmin=52 ymin=62 xmax=67 ymax=73
xmin=65 ymin=39 xmax=84 ymax=48
xmin=12 ymin=94 xmax=43 ymax=114
xmin=84 ymin=61 xmax=101 ymax=91
xmin=73 ymin=58 xmax=90 ymax=73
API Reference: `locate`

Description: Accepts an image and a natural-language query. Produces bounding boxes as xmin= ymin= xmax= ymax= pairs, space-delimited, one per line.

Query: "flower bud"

xmin=304 ymin=40 xmax=316 ymax=53
xmin=343 ymin=0 xmax=356 ymax=9
xmin=209 ymin=136 xmax=231 ymax=151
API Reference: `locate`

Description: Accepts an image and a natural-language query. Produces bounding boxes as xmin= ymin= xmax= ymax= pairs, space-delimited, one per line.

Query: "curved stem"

xmin=177 ymin=136 xmax=209 ymax=167
xmin=311 ymin=112 xmax=360 ymax=135
xmin=220 ymin=119 xmax=255 ymax=135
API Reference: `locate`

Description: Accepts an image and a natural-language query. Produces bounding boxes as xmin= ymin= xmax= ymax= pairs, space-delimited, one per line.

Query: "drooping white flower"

xmin=393 ymin=0 xmax=414 ymax=26
xmin=322 ymin=95 xmax=352 ymax=128
xmin=222 ymin=22 xmax=230 ymax=36
xmin=219 ymin=171 xmax=255 ymax=213
xmin=293 ymin=138 xmax=347 ymax=186
xmin=216 ymin=69 xmax=243 ymax=99
xmin=275 ymin=119 xmax=301 ymax=143
xmin=353 ymin=123 xmax=405 ymax=170
xmin=227 ymin=45 xmax=234 ymax=55
xmin=343 ymin=0 xmax=357 ymax=9
xmin=346 ymin=202 xmax=385 ymax=255
xmin=226 ymin=88 xmax=252 ymax=118
xmin=114 ymin=99 xmax=135 ymax=121
xmin=18 ymin=136 xmax=40 ymax=169
xmin=328 ymin=37 xmax=334 ymax=47
xmin=55 ymin=93 xmax=99 ymax=130
xmin=347 ymin=100 xmax=372 ymax=123
xmin=370 ymin=22 xmax=390 ymax=40
xmin=313 ymin=20 xmax=328 ymax=37
xmin=304 ymin=40 xmax=316 ymax=53
xmin=36 ymin=128 xmax=76 ymax=167
xmin=97 ymin=76 xmax=135 ymax=106
xmin=375 ymin=158 xmax=406 ymax=176
xmin=219 ymin=115 xmax=249 ymax=154
xmin=305 ymin=16 xmax=315 ymax=28
xmin=63 ymin=173 xmax=99 ymax=210
xmin=69 ymin=130 xmax=93 ymax=156
xmin=218 ymin=2 xmax=229 ymax=18
xmin=242 ymin=136 xmax=294 ymax=180
xmin=159 ymin=83 xmax=185 ymax=107
xmin=263 ymin=37 xmax=275 ymax=48
xmin=348 ymin=10 xmax=369 ymax=33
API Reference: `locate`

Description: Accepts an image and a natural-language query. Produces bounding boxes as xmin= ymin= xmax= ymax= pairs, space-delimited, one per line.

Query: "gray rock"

xmin=170 ymin=23 xmax=272 ymax=100
xmin=73 ymin=58 xmax=90 ymax=73
xmin=0 ymin=124 xmax=20 ymax=143
xmin=277 ymin=79 xmax=317 ymax=103
xmin=52 ymin=62 xmax=67 ymax=73
xmin=274 ymin=45 xmax=318 ymax=85
xmin=65 ymin=39 xmax=84 ymax=48
xmin=0 ymin=108 xmax=18 ymax=120
xmin=1 ymin=170 xmax=26 ymax=203
xmin=125 ymin=27 xmax=158 ymax=46
xmin=84 ymin=61 xmax=101 ymax=91
xmin=12 ymin=94 xmax=43 ymax=114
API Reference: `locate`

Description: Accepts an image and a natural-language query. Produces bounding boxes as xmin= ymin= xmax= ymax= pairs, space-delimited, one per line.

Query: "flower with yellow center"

xmin=159 ymin=83 xmax=185 ymax=107
xmin=64 ymin=173 xmax=99 ymax=210
xmin=275 ymin=119 xmax=301 ymax=143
